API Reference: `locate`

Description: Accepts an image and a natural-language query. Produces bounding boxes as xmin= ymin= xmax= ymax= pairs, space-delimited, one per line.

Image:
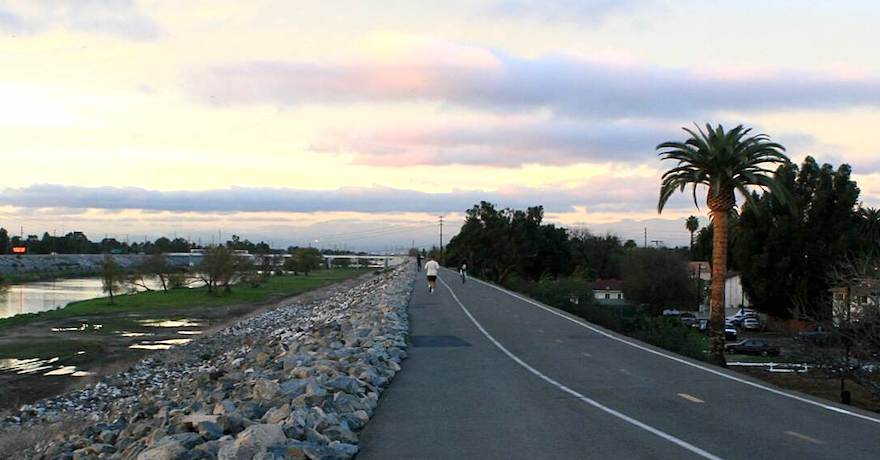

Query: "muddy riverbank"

xmin=0 ymin=271 xmax=371 ymax=412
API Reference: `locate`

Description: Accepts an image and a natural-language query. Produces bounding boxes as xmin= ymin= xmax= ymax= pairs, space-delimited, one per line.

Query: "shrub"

xmin=504 ymin=276 xmax=707 ymax=361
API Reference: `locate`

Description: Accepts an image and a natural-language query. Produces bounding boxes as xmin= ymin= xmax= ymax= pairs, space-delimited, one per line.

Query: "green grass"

xmin=0 ymin=269 xmax=368 ymax=329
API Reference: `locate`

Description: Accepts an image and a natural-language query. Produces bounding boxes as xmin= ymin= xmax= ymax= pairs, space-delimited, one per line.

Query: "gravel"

xmin=2 ymin=263 xmax=413 ymax=459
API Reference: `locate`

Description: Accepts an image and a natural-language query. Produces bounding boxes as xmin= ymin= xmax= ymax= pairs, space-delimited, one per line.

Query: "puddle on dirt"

xmin=116 ymin=331 xmax=155 ymax=337
xmin=51 ymin=323 xmax=103 ymax=332
xmin=129 ymin=338 xmax=192 ymax=350
xmin=137 ymin=319 xmax=201 ymax=328
xmin=0 ymin=358 xmax=92 ymax=377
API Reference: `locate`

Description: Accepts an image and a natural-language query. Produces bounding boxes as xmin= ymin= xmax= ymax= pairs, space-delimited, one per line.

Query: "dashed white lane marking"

xmin=678 ymin=393 xmax=705 ymax=404
xmin=619 ymin=368 xmax=634 ymax=376
xmin=439 ymin=276 xmax=723 ymax=460
xmin=581 ymin=352 xmax=592 ymax=358
xmin=466 ymin=273 xmax=880 ymax=426
xmin=785 ymin=431 xmax=825 ymax=445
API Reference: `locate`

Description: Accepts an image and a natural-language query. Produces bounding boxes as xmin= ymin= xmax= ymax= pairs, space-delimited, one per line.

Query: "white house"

xmin=591 ymin=279 xmax=625 ymax=303
xmin=724 ymin=272 xmax=751 ymax=314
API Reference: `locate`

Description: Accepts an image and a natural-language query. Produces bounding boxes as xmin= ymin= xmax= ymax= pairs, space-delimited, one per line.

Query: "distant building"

xmin=830 ymin=278 xmax=880 ymax=324
xmin=591 ymin=279 xmax=625 ymax=304
xmin=724 ymin=272 xmax=750 ymax=312
xmin=688 ymin=261 xmax=711 ymax=281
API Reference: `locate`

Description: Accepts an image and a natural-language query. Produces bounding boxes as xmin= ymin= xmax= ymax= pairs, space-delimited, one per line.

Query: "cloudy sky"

xmin=2 ymin=0 xmax=879 ymax=250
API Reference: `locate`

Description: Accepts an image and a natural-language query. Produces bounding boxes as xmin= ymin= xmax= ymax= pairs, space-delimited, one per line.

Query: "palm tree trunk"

xmin=709 ymin=211 xmax=728 ymax=366
xmin=689 ymin=230 xmax=695 ymax=260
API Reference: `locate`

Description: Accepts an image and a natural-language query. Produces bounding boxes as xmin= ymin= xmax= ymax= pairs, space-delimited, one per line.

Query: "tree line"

xmin=686 ymin=156 xmax=880 ymax=320
xmin=0 ymin=230 xmax=280 ymax=255
xmin=444 ymin=201 xmax=697 ymax=314
xmin=99 ymin=245 xmax=328 ymax=303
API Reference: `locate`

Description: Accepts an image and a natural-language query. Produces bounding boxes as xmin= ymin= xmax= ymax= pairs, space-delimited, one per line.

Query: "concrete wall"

xmin=0 ymin=254 xmax=150 ymax=274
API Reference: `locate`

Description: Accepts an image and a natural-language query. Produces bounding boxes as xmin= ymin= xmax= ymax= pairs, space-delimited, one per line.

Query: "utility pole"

xmin=644 ymin=227 xmax=647 ymax=248
xmin=439 ymin=216 xmax=444 ymax=263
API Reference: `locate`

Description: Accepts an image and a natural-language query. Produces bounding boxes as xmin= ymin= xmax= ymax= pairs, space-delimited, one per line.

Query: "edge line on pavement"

xmin=463 ymin=271 xmax=880 ymax=426
xmin=438 ymin=276 xmax=723 ymax=460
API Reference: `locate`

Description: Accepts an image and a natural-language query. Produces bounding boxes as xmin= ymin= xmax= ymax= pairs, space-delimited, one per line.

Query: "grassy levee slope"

xmin=0 ymin=269 xmax=368 ymax=329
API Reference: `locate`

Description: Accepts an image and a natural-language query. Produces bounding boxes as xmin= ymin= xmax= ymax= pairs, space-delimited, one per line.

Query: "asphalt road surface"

xmin=358 ymin=268 xmax=880 ymax=459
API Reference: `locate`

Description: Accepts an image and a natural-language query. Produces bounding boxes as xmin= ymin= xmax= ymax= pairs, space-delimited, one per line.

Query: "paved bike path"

xmin=358 ymin=269 xmax=880 ymax=459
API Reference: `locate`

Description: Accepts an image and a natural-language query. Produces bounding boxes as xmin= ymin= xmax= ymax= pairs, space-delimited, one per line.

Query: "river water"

xmin=0 ymin=276 xmax=179 ymax=320
xmin=0 ymin=278 xmax=108 ymax=319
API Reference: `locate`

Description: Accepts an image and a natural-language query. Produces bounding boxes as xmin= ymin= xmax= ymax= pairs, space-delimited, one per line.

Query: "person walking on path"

xmin=424 ymin=257 xmax=440 ymax=293
xmin=416 ymin=253 xmax=422 ymax=272
xmin=459 ymin=262 xmax=468 ymax=283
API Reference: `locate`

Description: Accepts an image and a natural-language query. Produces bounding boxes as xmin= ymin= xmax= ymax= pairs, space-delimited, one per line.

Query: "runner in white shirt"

xmin=424 ymin=258 xmax=440 ymax=294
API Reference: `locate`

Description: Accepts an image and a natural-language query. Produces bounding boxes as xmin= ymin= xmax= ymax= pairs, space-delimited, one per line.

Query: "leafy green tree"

xmin=101 ymin=256 xmax=126 ymax=304
xmin=200 ymin=245 xmax=237 ymax=294
xmin=445 ymin=202 xmax=569 ymax=283
xmin=734 ymin=158 xmax=861 ymax=319
xmin=300 ymin=248 xmax=323 ymax=274
xmin=657 ymin=123 xmax=790 ymax=365
xmin=568 ymin=229 xmax=623 ymax=280
xmin=0 ymin=228 xmax=8 ymax=254
xmin=621 ymin=248 xmax=696 ymax=315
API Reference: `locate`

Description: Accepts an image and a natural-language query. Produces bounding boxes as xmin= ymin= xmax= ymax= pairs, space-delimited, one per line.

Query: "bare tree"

xmin=143 ymin=252 xmax=173 ymax=292
xmin=794 ymin=256 xmax=880 ymax=403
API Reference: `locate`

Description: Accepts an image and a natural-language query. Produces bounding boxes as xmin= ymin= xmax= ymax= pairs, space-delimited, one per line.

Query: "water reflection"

xmin=129 ymin=338 xmax=191 ymax=350
xmin=0 ymin=275 xmax=198 ymax=319
xmin=137 ymin=319 xmax=201 ymax=328
xmin=0 ymin=357 xmax=92 ymax=377
xmin=0 ymin=278 xmax=106 ymax=319
xmin=51 ymin=323 xmax=103 ymax=332
xmin=117 ymin=331 xmax=154 ymax=337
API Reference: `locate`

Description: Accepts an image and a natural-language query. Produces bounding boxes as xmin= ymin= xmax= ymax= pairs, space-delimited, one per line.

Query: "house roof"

xmin=689 ymin=261 xmax=710 ymax=272
xmin=591 ymin=279 xmax=624 ymax=291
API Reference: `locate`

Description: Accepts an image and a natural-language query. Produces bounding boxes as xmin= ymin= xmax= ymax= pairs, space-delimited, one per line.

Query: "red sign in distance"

xmin=11 ymin=246 xmax=26 ymax=254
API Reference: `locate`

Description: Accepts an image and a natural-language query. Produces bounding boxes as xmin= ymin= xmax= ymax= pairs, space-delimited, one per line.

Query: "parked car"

xmin=725 ymin=325 xmax=738 ymax=341
xmin=797 ymin=326 xmax=833 ymax=346
xmin=694 ymin=318 xmax=710 ymax=332
xmin=725 ymin=339 xmax=780 ymax=356
xmin=678 ymin=312 xmax=698 ymax=327
xmin=726 ymin=308 xmax=758 ymax=327
xmin=741 ymin=317 xmax=764 ymax=331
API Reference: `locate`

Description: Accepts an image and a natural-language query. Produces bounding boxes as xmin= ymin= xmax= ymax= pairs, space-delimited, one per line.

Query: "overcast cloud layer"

xmin=2 ymin=181 xmax=683 ymax=215
xmin=194 ymin=50 xmax=880 ymax=118
xmin=3 ymin=2 xmax=880 ymax=250
xmin=0 ymin=0 xmax=158 ymax=39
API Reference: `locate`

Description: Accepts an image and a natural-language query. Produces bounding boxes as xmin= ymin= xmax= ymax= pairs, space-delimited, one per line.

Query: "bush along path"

xmin=6 ymin=263 xmax=413 ymax=459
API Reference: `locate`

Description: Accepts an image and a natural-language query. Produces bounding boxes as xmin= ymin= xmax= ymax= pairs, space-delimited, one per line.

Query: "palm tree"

xmin=858 ymin=207 xmax=880 ymax=256
xmin=657 ymin=124 xmax=790 ymax=366
xmin=685 ymin=216 xmax=700 ymax=258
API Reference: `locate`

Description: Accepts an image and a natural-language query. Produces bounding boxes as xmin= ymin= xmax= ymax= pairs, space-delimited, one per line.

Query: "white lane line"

xmin=784 ymin=431 xmax=825 ymax=445
xmin=619 ymin=368 xmax=634 ymax=376
xmin=465 ymin=273 xmax=880 ymax=426
xmin=678 ymin=393 xmax=705 ymax=404
xmin=438 ymin=276 xmax=723 ymax=460
xmin=581 ymin=352 xmax=592 ymax=358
